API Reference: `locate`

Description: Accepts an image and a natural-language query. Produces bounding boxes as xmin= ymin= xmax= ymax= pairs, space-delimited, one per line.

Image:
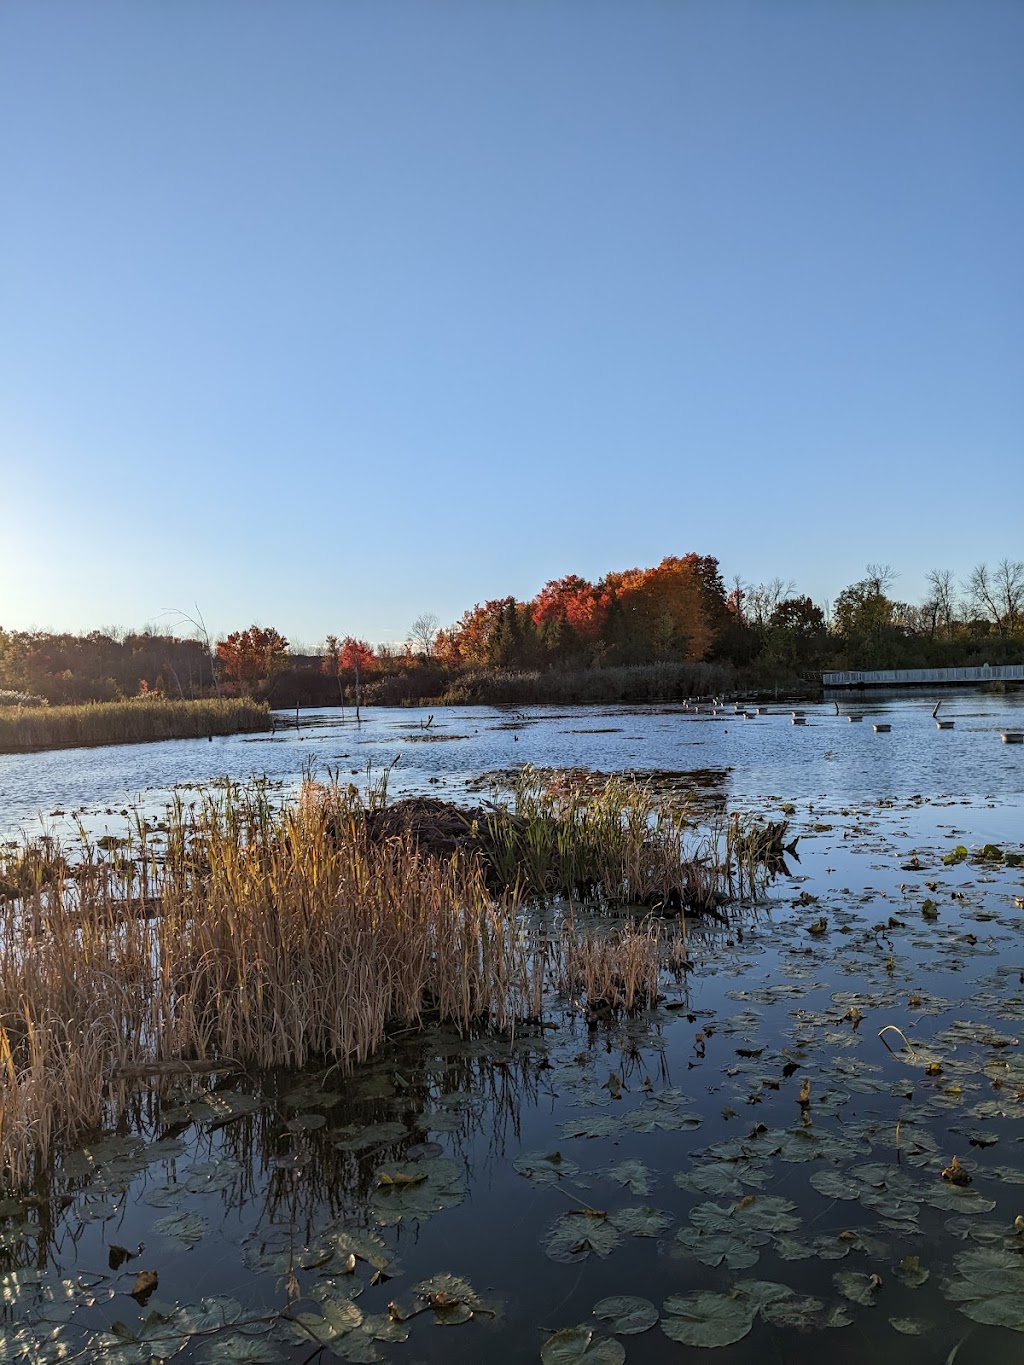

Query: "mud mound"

xmin=364 ymin=797 xmax=518 ymax=867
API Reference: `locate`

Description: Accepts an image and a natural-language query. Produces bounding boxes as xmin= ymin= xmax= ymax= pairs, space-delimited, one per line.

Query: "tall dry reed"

xmin=0 ymin=773 xmax=769 ymax=1183
xmin=0 ymin=780 xmax=532 ymax=1182
xmin=0 ymin=696 xmax=270 ymax=753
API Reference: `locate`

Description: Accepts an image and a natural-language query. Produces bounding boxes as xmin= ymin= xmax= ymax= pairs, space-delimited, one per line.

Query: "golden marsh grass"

xmin=0 ymin=696 xmax=270 ymax=752
xmin=0 ymin=773 xmax=773 ymax=1184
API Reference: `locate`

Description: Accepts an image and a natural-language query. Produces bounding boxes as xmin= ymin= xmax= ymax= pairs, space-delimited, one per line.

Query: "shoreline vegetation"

xmin=0 ymin=770 xmax=784 ymax=1183
xmin=2 ymin=662 xmax=1019 ymax=753
xmin=0 ymin=697 xmax=270 ymax=754
xmin=3 ymin=556 xmax=1022 ymax=719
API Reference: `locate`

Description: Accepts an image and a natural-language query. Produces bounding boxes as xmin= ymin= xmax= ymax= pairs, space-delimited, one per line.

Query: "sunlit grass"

xmin=0 ymin=773 xmax=776 ymax=1184
xmin=0 ymin=697 xmax=270 ymax=752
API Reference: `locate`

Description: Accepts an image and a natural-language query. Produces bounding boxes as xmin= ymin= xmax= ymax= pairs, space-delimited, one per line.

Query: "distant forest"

xmin=3 ymin=554 xmax=1022 ymax=708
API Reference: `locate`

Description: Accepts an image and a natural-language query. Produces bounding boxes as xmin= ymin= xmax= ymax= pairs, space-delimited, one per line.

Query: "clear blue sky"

xmin=2 ymin=0 xmax=1021 ymax=648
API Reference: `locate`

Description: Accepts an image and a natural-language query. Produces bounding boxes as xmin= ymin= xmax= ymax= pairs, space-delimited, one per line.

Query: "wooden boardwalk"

xmin=822 ymin=665 xmax=1024 ymax=689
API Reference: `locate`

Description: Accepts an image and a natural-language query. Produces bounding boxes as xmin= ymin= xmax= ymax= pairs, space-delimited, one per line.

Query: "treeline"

xmin=2 ymin=555 xmax=1022 ymax=709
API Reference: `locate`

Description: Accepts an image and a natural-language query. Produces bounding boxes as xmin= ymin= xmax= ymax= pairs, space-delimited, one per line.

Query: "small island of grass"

xmin=0 ymin=697 xmax=271 ymax=753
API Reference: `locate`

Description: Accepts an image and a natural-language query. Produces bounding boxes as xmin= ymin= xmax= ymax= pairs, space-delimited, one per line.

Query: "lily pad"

xmin=370 ymin=1157 xmax=465 ymax=1226
xmin=607 ymin=1206 xmax=673 ymax=1238
xmin=593 ymin=1295 xmax=659 ymax=1335
xmin=944 ymin=1245 xmax=1024 ymax=1329
xmin=661 ymin=1291 xmax=756 ymax=1347
xmin=760 ymin=1293 xmax=827 ymax=1330
xmin=412 ymin=1273 xmax=484 ymax=1324
xmin=333 ymin=1121 xmax=409 ymax=1151
xmin=545 ymin=1211 xmax=623 ymax=1263
xmin=326 ymin=1226 xmax=393 ymax=1272
xmin=560 ymin=1116 xmax=619 ymax=1140
xmin=540 ymin=1325 xmax=626 ymax=1364
xmin=605 ymin=1161 xmax=653 ymax=1195
xmin=889 ymin=1317 xmax=930 ymax=1335
xmin=673 ymin=1228 xmax=760 ymax=1270
xmin=833 ymin=1272 xmax=882 ymax=1306
xmin=513 ymin=1150 xmax=581 ymax=1184
xmin=152 ymin=1212 xmax=209 ymax=1248
xmin=893 ymin=1255 xmax=929 ymax=1288
xmin=199 ymin=1335 xmax=285 ymax=1362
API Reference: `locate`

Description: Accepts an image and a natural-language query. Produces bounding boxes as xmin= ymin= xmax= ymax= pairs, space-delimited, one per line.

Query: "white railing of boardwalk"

xmin=822 ymin=665 xmax=1024 ymax=688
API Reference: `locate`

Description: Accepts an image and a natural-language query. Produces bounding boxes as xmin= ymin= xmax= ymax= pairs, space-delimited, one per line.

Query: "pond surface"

xmin=4 ymin=697 xmax=1024 ymax=1362
xmin=2 ymin=691 xmax=1023 ymax=841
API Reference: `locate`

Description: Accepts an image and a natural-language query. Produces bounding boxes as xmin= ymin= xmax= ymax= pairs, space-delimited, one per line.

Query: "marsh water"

xmin=4 ymin=694 xmax=1024 ymax=1362
xmin=2 ymin=691 xmax=1023 ymax=841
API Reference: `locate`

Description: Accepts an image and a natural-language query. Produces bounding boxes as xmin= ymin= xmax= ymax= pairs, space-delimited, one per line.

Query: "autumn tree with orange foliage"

xmin=216 ymin=626 xmax=289 ymax=693
xmin=532 ymin=575 xmax=611 ymax=660
xmin=338 ymin=637 xmax=375 ymax=672
xmin=603 ymin=554 xmax=728 ymax=664
xmin=436 ymin=555 xmax=731 ymax=671
xmin=435 ymin=599 xmax=528 ymax=668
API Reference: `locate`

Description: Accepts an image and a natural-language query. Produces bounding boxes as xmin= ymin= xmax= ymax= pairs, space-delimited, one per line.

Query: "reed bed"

xmin=0 ymin=781 xmax=533 ymax=1182
xmin=0 ymin=696 xmax=271 ymax=753
xmin=485 ymin=765 xmax=730 ymax=910
xmin=557 ymin=916 xmax=667 ymax=1016
xmin=438 ymin=661 xmax=734 ymax=706
xmin=0 ymin=774 xmax=778 ymax=1184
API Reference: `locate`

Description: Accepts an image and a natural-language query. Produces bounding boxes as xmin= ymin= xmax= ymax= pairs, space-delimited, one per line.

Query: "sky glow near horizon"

xmin=1 ymin=0 xmax=1021 ymax=648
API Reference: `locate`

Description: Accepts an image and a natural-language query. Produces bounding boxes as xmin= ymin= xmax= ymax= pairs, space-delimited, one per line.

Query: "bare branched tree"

xmin=924 ymin=568 xmax=958 ymax=639
xmin=864 ymin=563 xmax=898 ymax=595
xmin=745 ymin=579 xmax=795 ymax=630
xmin=964 ymin=559 xmax=1024 ymax=637
xmin=161 ymin=603 xmax=221 ymax=698
xmin=410 ymin=612 xmax=440 ymax=658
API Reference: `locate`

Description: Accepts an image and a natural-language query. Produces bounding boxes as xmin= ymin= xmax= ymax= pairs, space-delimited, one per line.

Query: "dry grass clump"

xmin=484 ymin=766 xmax=749 ymax=912
xmin=0 ymin=688 xmax=49 ymax=708
xmin=0 ymin=697 xmax=270 ymax=753
xmin=0 ymin=773 xmax=774 ymax=1184
xmin=557 ymin=918 xmax=666 ymax=1018
xmin=0 ymin=780 xmax=532 ymax=1183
